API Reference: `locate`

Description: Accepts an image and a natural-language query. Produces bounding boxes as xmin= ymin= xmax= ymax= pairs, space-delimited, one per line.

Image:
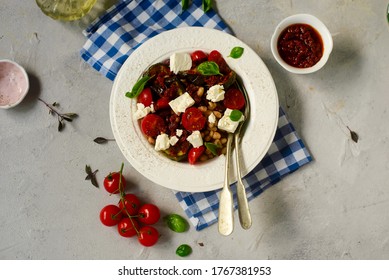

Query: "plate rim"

xmin=110 ymin=27 xmax=279 ymax=192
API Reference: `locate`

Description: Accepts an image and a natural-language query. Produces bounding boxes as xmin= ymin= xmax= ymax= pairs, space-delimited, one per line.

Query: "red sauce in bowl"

xmin=277 ymin=23 xmax=323 ymax=68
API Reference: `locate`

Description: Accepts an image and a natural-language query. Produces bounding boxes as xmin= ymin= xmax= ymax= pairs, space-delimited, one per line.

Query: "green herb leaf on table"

xmin=176 ymin=244 xmax=192 ymax=257
xmin=182 ymin=0 xmax=189 ymax=11
xmin=229 ymin=109 xmax=243 ymax=121
xmin=38 ymin=98 xmax=78 ymax=132
xmin=197 ymin=61 xmax=221 ymax=76
xmin=229 ymin=46 xmax=244 ymax=59
xmin=202 ymin=0 xmax=213 ymax=12
xmin=164 ymin=214 xmax=189 ymax=233
xmin=85 ymin=165 xmax=99 ymax=188
xmin=125 ymin=75 xmax=152 ymax=98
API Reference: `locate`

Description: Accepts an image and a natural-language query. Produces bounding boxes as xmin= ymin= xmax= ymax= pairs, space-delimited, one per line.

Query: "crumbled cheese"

xmin=170 ymin=52 xmax=192 ymax=74
xmin=217 ymin=109 xmax=245 ymax=133
xmin=208 ymin=112 xmax=216 ymax=124
xmin=206 ymin=84 xmax=225 ymax=102
xmin=187 ymin=131 xmax=203 ymax=148
xmin=155 ymin=133 xmax=170 ymax=151
xmin=168 ymin=92 xmax=195 ymax=115
xmin=176 ymin=129 xmax=183 ymax=137
xmin=133 ymin=103 xmax=154 ymax=120
xmin=169 ymin=136 xmax=179 ymax=146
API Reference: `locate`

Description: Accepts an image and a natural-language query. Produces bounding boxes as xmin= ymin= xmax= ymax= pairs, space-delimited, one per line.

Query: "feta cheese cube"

xmin=168 ymin=92 xmax=195 ymax=115
xmin=170 ymin=52 xmax=192 ymax=74
xmin=187 ymin=131 xmax=203 ymax=148
xmin=176 ymin=129 xmax=183 ymax=137
xmin=206 ymin=84 xmax=225 ymax=102
xmin=155 ymin=133 xmax=170 ymax=151
xmin=133 ymin=103 xmax=154 ymax=120
xmin=169 ymin=136 xmax=179 ymax=146
xmin=217 ymin=109 xmax=245 ymax=133
xmin=208 ymin=112 xmax=216 ymax=124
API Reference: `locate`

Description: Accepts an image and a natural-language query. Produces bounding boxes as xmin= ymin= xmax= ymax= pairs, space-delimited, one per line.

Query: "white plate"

xmin=110 ymin=27 xmax=279 ymax=192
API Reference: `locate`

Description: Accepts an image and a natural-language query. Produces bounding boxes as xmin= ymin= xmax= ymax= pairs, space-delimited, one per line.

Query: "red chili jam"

xmin=277 ymin=23 xmax=323 ymax=68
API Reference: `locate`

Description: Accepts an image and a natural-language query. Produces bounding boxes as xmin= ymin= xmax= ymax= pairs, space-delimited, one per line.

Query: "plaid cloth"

xmin=80 ymin=0 xmax=312 ymax=231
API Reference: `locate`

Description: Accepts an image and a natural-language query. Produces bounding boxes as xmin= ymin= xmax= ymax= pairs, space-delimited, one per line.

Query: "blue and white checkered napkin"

xmin=80 ymin=0 xmax=312 ymax=231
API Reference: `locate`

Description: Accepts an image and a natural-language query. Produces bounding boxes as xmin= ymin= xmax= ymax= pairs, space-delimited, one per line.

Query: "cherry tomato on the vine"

xmin=188 ymin=146 xmax=205 ymax=165
xmin=103 ymin=172 xmax=126 ymax=194
xmin=138 ymin=204 xmax=161 ymax=225
xmin=118 ymin=193 xmax=141 ymax=216
xmin=117 ymin=218 xmax=140 ymax=238
xmin=138 ymin=226 xmax=159 ymax=247
xmin=100 ymin=204 xmax=123 ymax=227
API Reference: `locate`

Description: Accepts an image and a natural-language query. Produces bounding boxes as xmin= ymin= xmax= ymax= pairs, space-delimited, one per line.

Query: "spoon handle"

xmin=235 ymin=133 xmax=252 ymax=229
xmin=218 ymin=133 xmax=234 ymax=236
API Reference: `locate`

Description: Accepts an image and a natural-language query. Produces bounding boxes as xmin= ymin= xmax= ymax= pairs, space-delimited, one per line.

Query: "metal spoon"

xmin=218 ymin=133 xmax=234 ymax=236
xmin=235 ymin=80 xmax=252 ymax=229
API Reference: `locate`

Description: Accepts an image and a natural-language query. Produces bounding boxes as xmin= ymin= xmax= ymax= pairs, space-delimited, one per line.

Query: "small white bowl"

xmin=0 ymin=59 xmax=29 ymax=109
xmin=270 ymin=14 xmax=333 ymax=74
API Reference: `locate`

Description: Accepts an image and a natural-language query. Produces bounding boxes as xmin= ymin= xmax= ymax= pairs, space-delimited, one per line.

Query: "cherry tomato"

xmin=118 ymin=193 xmax=141 ymax=216
xmin=181 ymin=107 xmax=206 ymax=131
xmin=100 ymin=205 xmax=123 ymax=227
xmin=103 ymin=172 xmax=126 ymax=194
xmin=191 ymin=50 xmax=208 ymax=64
xmin=155 ymin=96 xmax=170 ymax=110
xmin=141 ymin=114 xmax=167 ymax=138
xmin=138 ymin=226 xmax=159 ymax=247
xmin=138 ymin=204 xmax=161 ymax=225
xmin=188 ymin=146 xmax=205 ymax=165
xmin=137 ymin=87 xmax=153 ymax=107
xmin=208 ymin=50 xmax=230 ymax=74
xmin=117 ymin=218 xmax=140 ymax=238
xmin=223 ymin=88 xmax=246 ymax=110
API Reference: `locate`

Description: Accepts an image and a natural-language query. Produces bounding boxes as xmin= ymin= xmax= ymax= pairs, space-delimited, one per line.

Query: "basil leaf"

xmin=197 ymin=61 xmax=221 ymax=76
xmin=229 ymin=109 xmax=243 ymax=121
xmin=164 ymin=214 xmax=189 ymax=233
xmin=229 ymin=46 xmax=244 ymax=59
xmin=125 ymin=75 xmax=152 ymax=98
xmin=182 ymin=0 xmax=189 ymax=11
xmin=205 ymin=142 xmax=219 ymax=156
xmin=176 ymin=244 xmax=192 ymax=257
xmin=202 ymin=0 xmax=212 ymax=12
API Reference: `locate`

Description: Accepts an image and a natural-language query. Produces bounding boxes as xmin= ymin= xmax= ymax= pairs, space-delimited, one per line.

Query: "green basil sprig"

xmin=229 ymin=47 xmax=244 ymax=59
xmin=125 ymin=75 xmax=152 ymax=98
xmin=182 ymin=0 xmax=189 ymax=11
xmin=197 ymin=61 xmax=221 ymax=76
xmin=205 ymin=142 xmax=220 ymax=156
xmin=182 ymin=0 xmax=212 ymax=12
xmin=229 ymin=109 xmax=243 ymax=121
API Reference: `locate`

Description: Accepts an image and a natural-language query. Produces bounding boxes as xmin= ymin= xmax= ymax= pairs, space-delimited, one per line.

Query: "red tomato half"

xmin=191 ymin=50 xmax=208 ymax=64
xmin=181 ymin=107 xmax=206 ymax=131
xmin=138 ymin=226 xmax=159 ymax=247
xmin=188 ymin=146 xmax=205 ymax=165
xmin=155 ymin=96 xmax=170 ymax=110
xmin=208 ymin=50 xmax=230 ymax=74
xmin=223 ymin=88 xmax=246 ymax=110
xmin=141 ymin=114 xmax=166 ymax=138
xmin=137 ymin=88 xmax=153 ymax=107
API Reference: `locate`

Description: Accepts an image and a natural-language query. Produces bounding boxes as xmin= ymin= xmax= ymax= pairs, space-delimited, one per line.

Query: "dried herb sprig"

xmin=85 ymin=165 xmax=99 ymax=188
xmin=347 ymin=126 xmax=359 ymax=143
xmin=38 ymin=98 xmax=78 ymax=131
xmin=93 ymin=137 xmax=116 ymax=144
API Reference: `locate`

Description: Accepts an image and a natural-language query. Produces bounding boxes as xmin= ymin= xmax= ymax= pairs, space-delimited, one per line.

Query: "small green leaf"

xmin=205 ymin=142 xmax=220 ymax=156
xmin=125 ymin=75 xmax=152 ymax=98
xmin=176 ymin=244 xmax=192 ymax=257
xmin=197 ymin=61 xmax=221 ymax=76
xmin=164 ymin=214 xmax=189 ymax=233
xmin=182 ymin=0 xmax=190 ymax=11
xmin=202 ymin=0 xmax=212 ymax=12
xmin=229 ymin=109 xmax=243 ymax=121
xmin=229 ymin=46 xmax=244 ymax=59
